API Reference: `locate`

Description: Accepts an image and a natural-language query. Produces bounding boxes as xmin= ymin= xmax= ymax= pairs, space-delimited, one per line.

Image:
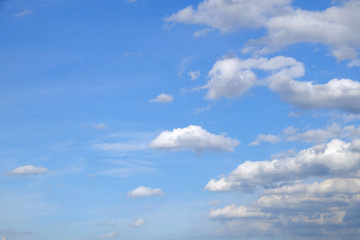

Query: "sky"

xmin=1 ymin=0 xmax=360 ymax=239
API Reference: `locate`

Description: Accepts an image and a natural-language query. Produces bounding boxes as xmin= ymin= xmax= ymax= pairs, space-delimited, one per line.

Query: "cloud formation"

xmin=131 ymin=219 xmax=146 ymax=227
xmin=149 ymin=93 xmax=174 ymax=103
xmin=166 ymin=0 xmax=291 ymax=33
xmin=150 ymin=125 xmax=239 ymax=153
xmin=127 ymin=186 xmax=163 ymax=197
xmin=167 ymin=0 xmax=360 ymax=64
xmin=6 ymin=165 xmax=48 ymax=176
xmin=204 ymin=55 xmax=360 ymax=113
xmin=205 ymin=139 xmax=360 ymax=192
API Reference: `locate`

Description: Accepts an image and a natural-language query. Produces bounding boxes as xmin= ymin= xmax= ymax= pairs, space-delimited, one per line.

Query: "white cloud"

xmin=165 ymin=0 xmax=291 ymax=33
xmin=127 ymin=186 xmax=163 ymax=197
xmin=6 ymin=165 xmax=48 ymax=176
xmin=167 ymin=0 xmax=360 ymax=64
xmin=188 ymin=70 xmax=200 ymax=80
xmin=249 ymin=134 xmax=282 ymax=146
xmin=203 ymin=55 xmax=303 ymax=100
xmin=209 ymin=204 xmax=270 ymax=218
xmin=1 ymin=237 xmax=6 ymax=240
xmin=264 ymin=177 xmax=360 ymax=196
xmin=99 ymin=232 xmax=116 ymax=239
xmin=205 ymin=139 xmax=360 ymax=192
xmin=205 ymin=58 xmax=257 ymax=99
xmin=262 ymin=0 xmax=360 ymax=59
xmin=13 ymin=9 xmax=33 ymax=17
xmin=149 ymin=93 xmax=174 ymax=103
xmin=131 ymin=218 xmax=146 ymax=227
xmin=150 ymin=125 xmax=240 ymax=154
xmin=252 ymin=124 xmax=360 ymax=146
xmin=269 ymin=77 xmax=360 ymax=113
xmin=204 ymin=55 xmax=360 ymax=113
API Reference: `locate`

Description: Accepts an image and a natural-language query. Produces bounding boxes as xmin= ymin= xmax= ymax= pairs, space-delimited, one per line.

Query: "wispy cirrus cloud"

xmin=6 ymin=165 xmax=48 ymax=176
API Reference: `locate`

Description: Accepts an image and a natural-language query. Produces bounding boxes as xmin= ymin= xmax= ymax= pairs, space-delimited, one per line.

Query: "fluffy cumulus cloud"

xmin=269 ymin=77 xmax=360 ymax=113
xmin=262 ymin=0 xmax=360 ymax=60
xmin=204 ymin=55 xmax=360 ymax=113
xmin=127 ymin=186 xmax=163 ymax=197
xmin=149 ymin=93 xmax=174 ymax=103
xmin=150 ymin=125 xmax=239 ymax=153
xmin=166 ymin=0 xmax=292 ymax=33
xmin=6 ymin=165 xmax=48 ymax=176
xmin=205 ymin=58 xmax=257 ymax=99
xmin=205 ymin=139 xmax=360 ymax=192
xmin=208 ymin=175 xmax=360 ymax=238
xmin=131 ymin=219 xmax=146 ymax=227
xmin=167 ymin=0 xmax=360 ymax=64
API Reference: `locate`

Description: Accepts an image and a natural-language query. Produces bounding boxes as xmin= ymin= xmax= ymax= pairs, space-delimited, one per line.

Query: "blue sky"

xmin=1 ymin=0 xmax=360 ymax=239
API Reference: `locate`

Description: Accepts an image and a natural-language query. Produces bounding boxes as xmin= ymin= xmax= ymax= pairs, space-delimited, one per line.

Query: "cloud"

xmin=127 ymin=186 xmax=163 ymax=197
xmin=205 ymin=58 xmax=257 ymax=99
xmin=13 ymin=10 xmax=33 ymax=17
xmin=150 ymin=125 xmax=240 ymax=154
xmin=167 ymin=0 xmax=360 ymax=64
xmin=203 ymin=55 xmax=303 ymax=100
xmin=149 ymin=93 xmax=174 ymax=103
xmin=131 ymin=219 xmax=146 ymax=227
xmin=6 ymin=165 xmax=48 ymax=176
xmin=261 ymin=0 xmax=360 ymax=59
xmin=269 ymin=77 xmax=360 ymax=113
xmin=193 ymin=28 xmax=214 ymax=38
xmin=99 ymin=232 xmax=115 ymax=239
xmin=209 ymin=204 xmax=270 ymax=219
xmin=165 ymin=0 xmax=291 ymax=33
xmin=252 ymin=123 xmax=360 ymax=146
xmin=249 ymin=134 xmax=282 ymax=146
xmin=205 ymin=139 xmax=360 ymax=192
xmin=188 ymin=70 xmax=200 ymax=80
xmin=203 ymin=55 xmax=360 ymax=113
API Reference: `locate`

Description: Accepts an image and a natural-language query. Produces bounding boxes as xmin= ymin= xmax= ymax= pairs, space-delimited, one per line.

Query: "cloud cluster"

xmin=6 ymin=165 xmax=48 ymax=176
xmin=203 ymin=55 xmax=360 ymax=113
xmin=150 ymin=125 xmax=239 ymax=154
xmin=207 ymin=139 xmax=360 ymax=238
xmin=251 ymin=123 xmax=360 ymax=146
xmin=166 ymin=0 xmax=291 ymax=33
xmin=127 ymin=186 xmax=163 ymax=197
xmin=167 ymin=0 xmax=360 ymax=64
xmin=205 ymin=139 xmax=360 ymax=192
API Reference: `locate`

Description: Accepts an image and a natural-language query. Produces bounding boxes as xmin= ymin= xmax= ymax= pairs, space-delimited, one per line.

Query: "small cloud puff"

xmin=149 ymin=93 xmax=174 ymax=103
xmin=6 ymin=165 xmax=48 ymax=176
xmin=188 ymin=70 xmax=200 ymax=80
xmin=150 ymin=125 xmax=240 ymax=154
xmin=131 ymin=219 xmax=146 ymax=227
xmin=127 ymin=186 xmax=163 ymax=197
